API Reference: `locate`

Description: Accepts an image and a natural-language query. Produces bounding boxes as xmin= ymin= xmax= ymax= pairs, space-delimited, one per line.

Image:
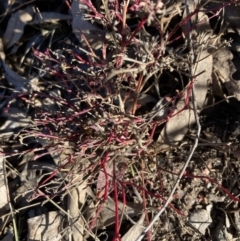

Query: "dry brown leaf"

xmin=212 ymin=47 xmax=240 ymax=100
xmin=151 ymin=97 xmax=170 ymax=119
xmin=212 ymin=48 xmax=235 ymax=82
xmin=3 ymin=5 xmax=33 ymax=51
xmin=2 ymin=61 xmax=27 ymax=90
xmin=122 ymin=213 xmax=145 ymax=241
xmin=31 ymin=12 xmax=71 ymax=24
xmin=0 ymin=227 xmax=14 ymax=241
xmin=85 ymin=198 xmax=142 ymax=229
xmin=99 ymin=200 xmax=142 ymax=227
xmin=0 ymin=107 xmax=31 ymax=135
xmin=203 ymin=1 xmax=240 ymax=33
xmin=96 ymin=161 xmax=113 ymax=198
xmin=47 ymin=142 xmax=73 ymax=166
xmin=0 ymin=155 xmax=9 ymax=223
xmin=195 ymin=11 xmax=213 ymax=42
xmin=212 ymin=70 xmax=225 ymax=98
xmin=67 ymin=163 xmax=88 ymax=241
xmin=2 ymin=61 xmax=39 ymax=93
xmin=96 ymin=158 xmax=128 ymax=198
xmin=68 ymin=187 xmax=85 ymax=241
xmin=157 ymin=99 xmax=195 ymax=149
xmin=181 ymin=0 xmax=198 ymax=39
xmin=225 ymin=81 xmax=240 ymax=101
xmin=71 ymin=0 xmax=105 ymax=49
xmin=0 ymin=38 xmax=5 ymax=60
xmin=183 ymin=2 xmax=213 ymax=42
xmin=224 ymin=5 xmax=240 ymax=33
xmin=184 ymin=8 xmax=213 ymax=109
xmin=194 ymin=50 xmax=212 ymax=108
xmin=188 ymin=203 xmax=212 ymax=235
xmin=27 ymin=211 xmax=63 ymax=241
xmin=124 ymin=92 xmax=157 ymax=113
xmin=0 ymin=185 xmax=9 ymax=216
xmin=1 ymin=0 xmax=15 ymax=11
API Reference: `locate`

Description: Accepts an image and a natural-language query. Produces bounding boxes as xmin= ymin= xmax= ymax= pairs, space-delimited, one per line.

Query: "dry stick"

xmin=135 ymin=2 xmax=201 ymax=240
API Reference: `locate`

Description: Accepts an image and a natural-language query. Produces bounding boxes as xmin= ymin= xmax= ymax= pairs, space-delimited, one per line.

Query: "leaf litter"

xmin=1 ymin=0 xmax=240 ymax=240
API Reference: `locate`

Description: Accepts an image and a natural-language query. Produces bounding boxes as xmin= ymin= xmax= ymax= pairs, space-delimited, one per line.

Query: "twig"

xmin=135 ymin=1 xmax=201 ymax=240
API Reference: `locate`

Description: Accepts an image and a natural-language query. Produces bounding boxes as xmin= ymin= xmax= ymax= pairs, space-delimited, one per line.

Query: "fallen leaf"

xmin=0 ymin=107 xmax=32 ymax=135
xmin=0 ymin=37 xmax=5 ymax=60
xmin=85 ymin=198 xmax=142 ymax=229
xmin=203 ymin=1 xmax=240 ymax=33
xmin=2 ymin=61 xmax=39 ymax=92
xmin=212 ymin=47 xmax=240 ymax=100
xmin=2 ymin=5 xmax=33 ymax=51
xmin=122 ymin=213 xmax=145 ymax=241
xmin=0 ymin=227 xmax=14 ymax=241
xmin=188 ymin=204 xmax=212 ymax=235
xmin=125 ymin=92 xmax=157 ymax=113
xmin=212 ymin=70 xmax=225 ymax=98
xmin=212 ymin=48 xmax=235 ymax=82
xmin=71 ymin=0 xmax=105 ymax=49
xmin=0 ymin=154 xmax=9 ymax=231
xmin=67 ymin=161 xmax=89 ymax=241
xmin=224 ymin=81 xmax=240 ymax=101
xmin=96 ymin=161 xmax=113 ymax=198
xmin=157 ymin=99 xmax=195 ymax=149
xmin=47 ymin=142 xmax=74 ymax=166
xmin=1 ymin=0 xmax=14 ymax=12
xmin=181 ymin=0 xmax=198 ymax=39
xmin=27 ymin=211 xmax=63 ymax=241
xmin=194 ymin=50 xmax=212 ymax=108
xmin=31 ymin=12 xmax=72 ymax=24
xmin=151 ymin=97 xmax=170 ymax=119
